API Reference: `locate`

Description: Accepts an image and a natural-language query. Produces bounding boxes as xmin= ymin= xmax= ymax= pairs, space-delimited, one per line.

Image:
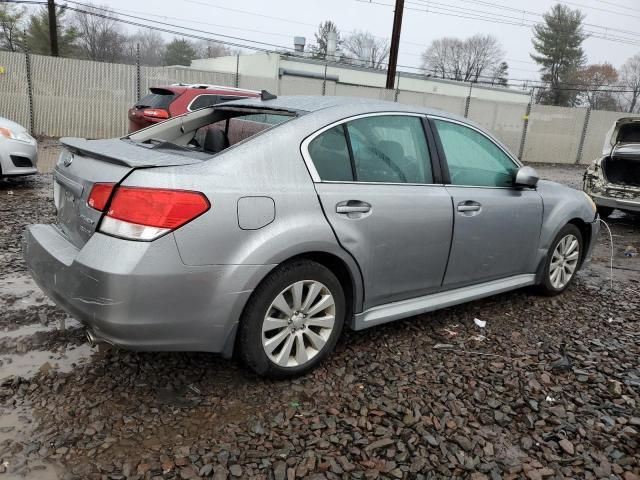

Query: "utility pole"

xmin=385 ymin=0 xmax=404 ymax=89
xmin=47 ymin=0 xmax=59 ymax=56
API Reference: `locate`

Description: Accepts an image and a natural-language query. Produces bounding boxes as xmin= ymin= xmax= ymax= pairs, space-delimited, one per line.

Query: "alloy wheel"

xmin=549 ymin=234 xmax=580 ymax=289
xmin=261 ymin=280 xmax=336 ymax=368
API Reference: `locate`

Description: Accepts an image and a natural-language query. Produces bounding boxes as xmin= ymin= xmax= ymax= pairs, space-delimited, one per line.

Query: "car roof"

xmin=222 ymin=95 xmax=467 ymax=121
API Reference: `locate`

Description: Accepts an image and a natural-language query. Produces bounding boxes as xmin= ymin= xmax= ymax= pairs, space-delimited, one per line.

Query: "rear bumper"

xmin=592 ymin=195 xmax=640 ymax=213
xmin=23 ymin=224 xmax=274 ymax=354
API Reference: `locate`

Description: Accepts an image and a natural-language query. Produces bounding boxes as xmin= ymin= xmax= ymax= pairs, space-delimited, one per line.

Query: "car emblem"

xmin=63 ymin=154 xmax=73 ymax=167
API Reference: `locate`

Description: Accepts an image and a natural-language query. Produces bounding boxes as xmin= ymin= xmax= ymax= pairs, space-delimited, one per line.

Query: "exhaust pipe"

xmin=86 ymin=329 xmax=102 ymax=347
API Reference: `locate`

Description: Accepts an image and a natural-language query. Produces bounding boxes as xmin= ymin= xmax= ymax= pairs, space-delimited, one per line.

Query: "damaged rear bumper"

xmin=23 ymin=224 xmax=274 ymax=354
xmin=591 ymin=195 xmax=640 ymax=213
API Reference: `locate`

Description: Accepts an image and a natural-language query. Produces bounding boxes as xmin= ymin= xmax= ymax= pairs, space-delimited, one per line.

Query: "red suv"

xmin=128 ymin=84 xmax=260 ymax=133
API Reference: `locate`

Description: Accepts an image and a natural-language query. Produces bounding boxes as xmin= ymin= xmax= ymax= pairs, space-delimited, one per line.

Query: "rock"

xmin=273 ymin=461 xmax=287 ymax=480
xmin=366 ymin=438 xmax=394 ymax=451
xmin=558 ymin=439 xmax=574 ymax=455
xmin=229 ymin=465 xmax=242 ymax=477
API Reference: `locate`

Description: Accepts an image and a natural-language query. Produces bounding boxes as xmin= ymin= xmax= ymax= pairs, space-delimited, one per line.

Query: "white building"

xmin=191 ymin=52 xmax=530 ymax=104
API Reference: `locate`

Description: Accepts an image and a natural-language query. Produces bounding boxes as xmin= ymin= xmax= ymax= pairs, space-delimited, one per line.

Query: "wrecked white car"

xmin=584 ymin=117 xmax=640 ymax=217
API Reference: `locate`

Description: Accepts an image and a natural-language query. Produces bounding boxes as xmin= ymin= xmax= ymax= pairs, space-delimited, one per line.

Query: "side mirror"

xmin=514 ymin=166 xmax=539 ymax=188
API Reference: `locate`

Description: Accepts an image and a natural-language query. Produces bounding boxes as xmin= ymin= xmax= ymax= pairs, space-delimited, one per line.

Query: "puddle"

xmin=0 ymin=343 xmax=95 ymax=380
xmin=1 ymin=318 xmax=81 ymax=340
xmin=0 ymin=274 xmax=53 ymax=311
xmin=0 ymin=407 xmax=61 ymax=479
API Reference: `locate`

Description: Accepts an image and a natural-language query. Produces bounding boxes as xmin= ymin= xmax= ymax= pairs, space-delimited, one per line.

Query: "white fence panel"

xmin=31 ymin=54 xmax=135 ymax=138
xmin=468 ymin=98 xmax=527 ymax=154
xmin=0 ymin=51 xmax=31 ymax=129
xmin=523 ymin=105 xmax=587 ymax=164
xmin=334 ymin=83 xmax=384 ymax=99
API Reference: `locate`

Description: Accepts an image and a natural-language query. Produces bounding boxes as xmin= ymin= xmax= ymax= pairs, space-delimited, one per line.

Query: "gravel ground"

xmin=0 ymin=159 xmax=639 ymax=480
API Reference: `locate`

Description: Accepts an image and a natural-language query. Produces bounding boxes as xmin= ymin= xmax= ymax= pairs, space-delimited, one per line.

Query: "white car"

xmin=0 ymin=117 xmax=37 ymax=177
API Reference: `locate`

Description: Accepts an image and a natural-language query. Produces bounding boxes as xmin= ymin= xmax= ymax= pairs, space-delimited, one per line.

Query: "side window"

xmin=307 ymin=126 xmax=354 ymax=181
xmin=434 ymin=119 xmax=517 ymax=187
xmin=190 ymin=95 xmax=219 ymax=110
xmin=346 ymin=115 xmax=432 ymax=183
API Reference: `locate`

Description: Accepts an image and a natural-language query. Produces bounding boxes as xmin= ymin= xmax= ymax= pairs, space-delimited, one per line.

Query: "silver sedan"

xmin=24 ymin=95 xmax=599 ymax=378
xmin=0 ymin=117 xmax=37 ymax=177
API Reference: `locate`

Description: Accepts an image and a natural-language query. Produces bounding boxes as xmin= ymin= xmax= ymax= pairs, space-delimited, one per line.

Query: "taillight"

xmin=87 ymin=183 xmax=116 ymax=211
xmin=142 ymin=108 xmax=169 ymax=119
xmin=98 ymin=187 xmax=210 ymax=241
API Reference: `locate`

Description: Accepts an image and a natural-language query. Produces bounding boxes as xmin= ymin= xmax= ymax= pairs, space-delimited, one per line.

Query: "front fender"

xmin=535 ymin=180 xmax=598 ymax=274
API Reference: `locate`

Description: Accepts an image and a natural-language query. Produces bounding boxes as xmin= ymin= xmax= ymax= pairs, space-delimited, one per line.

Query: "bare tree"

xmin=124 ymin=29 xmax=165 ymax=66
xmin=577 ymin=63 xmax=620 ymax=111
xmin=72 ymin=4 xmax=126 ymax=62
xmin=421 ymin=34 xmax=504 ymax=83
xmin=620 ymin=54 xmax=640 ymax=113
xmin=0 ymin=3 xmax=26 ymax=52
xmin=342 ymin=31 xmax=389 ymax=69
xmin=193 ymin=40 xmax=240 ymax=59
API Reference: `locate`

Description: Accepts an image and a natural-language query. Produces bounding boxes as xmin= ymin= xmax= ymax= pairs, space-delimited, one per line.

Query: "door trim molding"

xmin=352 ymin=274 xmax=536 ymax=330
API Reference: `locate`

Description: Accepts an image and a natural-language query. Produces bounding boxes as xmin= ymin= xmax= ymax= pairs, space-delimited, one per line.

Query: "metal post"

xmin=394 ymin=73 xmax=400 ymax=102
xmin=385 ymin=0 xmax=404 ymax=89
xmin=464 ymin=83 xmax=472 ymax=118
xmin=24 ymin=50 xmax=35 ymax=136
xmin=518 ymin=87 xmax=535 ymax=160
xmin=322 ymin=62 xmax=327 ymax=96
xmin=575 ymin=107 xmax=591 ymax=165
xmin=235 ymin=54 xmax=239 ymax=88
xmin=135 ymin=43 xmax=141 ymax=102
xmin=47 ymin=0 xmax=59 ymax=56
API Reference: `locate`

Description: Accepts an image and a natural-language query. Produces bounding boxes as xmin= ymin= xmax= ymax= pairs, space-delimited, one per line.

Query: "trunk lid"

xmin=54 ymin=137 xmax=204 ymax=248
xmin=602 ymin=117 xmax=640 ymax=155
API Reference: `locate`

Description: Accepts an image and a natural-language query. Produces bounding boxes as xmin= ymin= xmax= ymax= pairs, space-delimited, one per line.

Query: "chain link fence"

xmin=1 ymin=49 xmax=638 ymax=165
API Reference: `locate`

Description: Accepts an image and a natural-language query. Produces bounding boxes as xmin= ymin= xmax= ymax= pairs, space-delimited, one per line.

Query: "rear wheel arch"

xmin=227 ymin=250 xmax=362 ymax=360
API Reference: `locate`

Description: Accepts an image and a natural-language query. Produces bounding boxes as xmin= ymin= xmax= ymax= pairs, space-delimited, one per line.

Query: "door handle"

xmin=336 ymin=200 xmax=371 ymax=214
xmin=457 ymin=201 xmax=481 ymax=213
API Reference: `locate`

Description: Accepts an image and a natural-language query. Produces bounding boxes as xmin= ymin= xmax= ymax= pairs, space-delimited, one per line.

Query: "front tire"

xmin=538 ymin=224 xmax=583 ymax=296
xmin=238 ymin=260 xmax=345 ymax=378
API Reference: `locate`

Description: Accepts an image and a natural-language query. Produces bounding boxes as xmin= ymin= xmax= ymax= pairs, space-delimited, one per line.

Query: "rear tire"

xmin=597 ymin=206 xmax=614 ymax=218
xmin=537 ymin=224 xmax=583 ymax=296
xmin=238 ymin=260 xmax=345 ymax=378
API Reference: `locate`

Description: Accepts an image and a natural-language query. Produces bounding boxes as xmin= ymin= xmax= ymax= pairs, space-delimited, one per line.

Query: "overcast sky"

xmin=104 ymin=0 xmax=640 ymax=82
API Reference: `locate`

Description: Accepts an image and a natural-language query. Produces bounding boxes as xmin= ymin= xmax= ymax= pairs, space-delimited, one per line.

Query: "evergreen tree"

xmin=163 ymin=38 xmax=196 ymax=66
xmin=25 ymin=6 xmax=79 ymax=56
xmin=531 ymin=4 xmax=586 ymax=106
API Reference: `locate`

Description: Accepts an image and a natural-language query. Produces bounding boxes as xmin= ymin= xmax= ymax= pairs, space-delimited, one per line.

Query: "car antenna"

xmin=261 ymin=90 xmax=277 ymax=101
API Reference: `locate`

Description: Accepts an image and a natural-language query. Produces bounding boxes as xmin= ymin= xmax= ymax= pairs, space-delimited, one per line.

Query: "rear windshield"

xmin=135 ymin=88 xmax=176 ymax=109
xmin=129 ymin=107 xmax=296 ymax=159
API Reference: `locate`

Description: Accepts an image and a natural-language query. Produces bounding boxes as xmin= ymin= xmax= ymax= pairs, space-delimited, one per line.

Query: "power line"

xmin=363 ymin=0 xmax=640 ymax=48
xmin=9 ymin=0 xmax=640 ymax=92
xmin=409 ymin=0 xmax=640 ymax=42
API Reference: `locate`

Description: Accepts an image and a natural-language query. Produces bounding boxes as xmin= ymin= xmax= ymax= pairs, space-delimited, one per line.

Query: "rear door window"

xmin=135 ymin=89 xmax=175 ymax=109
xmin=346 ymin=115 xmax=432 ymax=183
